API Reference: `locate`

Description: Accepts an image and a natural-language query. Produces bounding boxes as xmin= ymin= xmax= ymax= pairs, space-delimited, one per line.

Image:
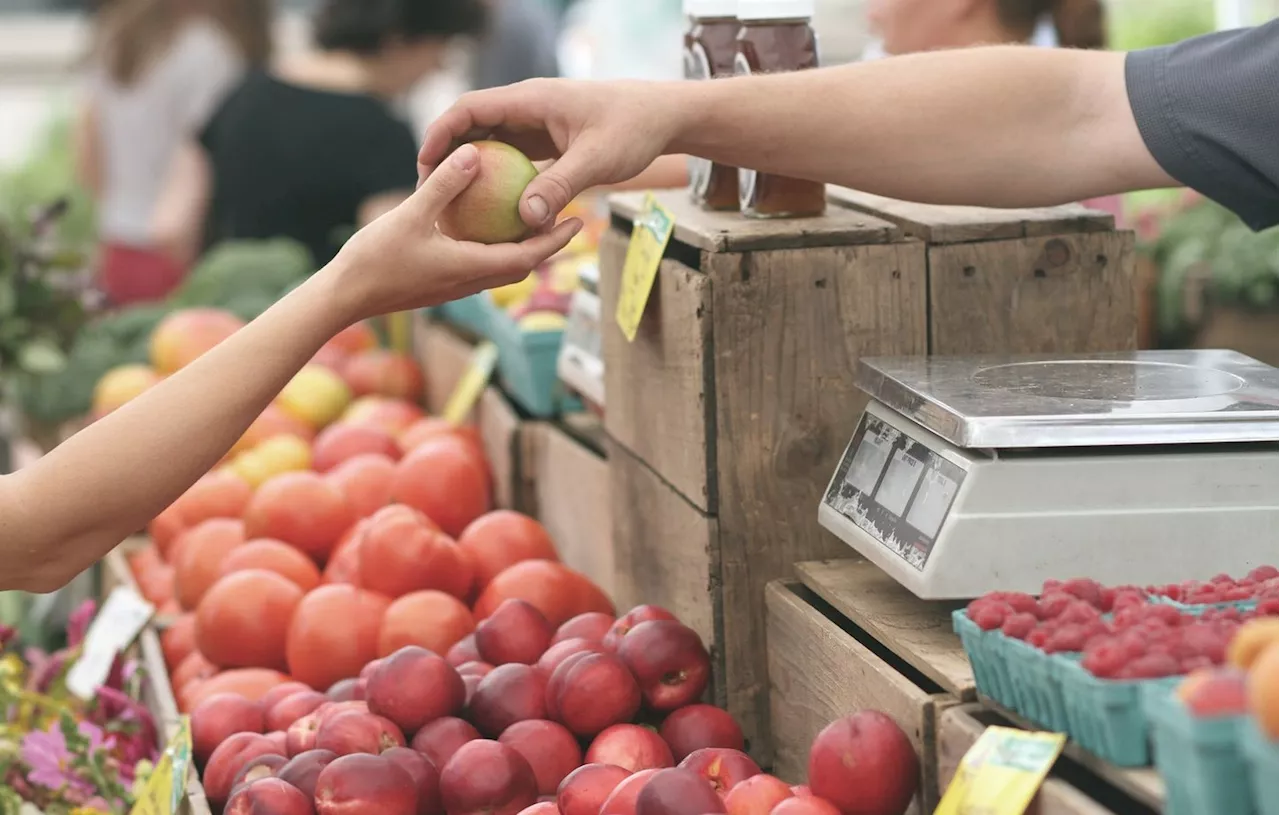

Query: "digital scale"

xmin=818 ymin=350 xmax=1280 ymax=599
xmin=557 ymin=260 xmax=605 ymax=413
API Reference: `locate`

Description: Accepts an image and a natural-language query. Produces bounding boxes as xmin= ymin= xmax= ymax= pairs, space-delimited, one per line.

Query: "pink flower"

xmin=67 ymin=599 xmax=97 ymax=649
xmin=0 ymin=623 xmax=15 ymax=649
xmin=22 ymin=725 xmax=90 ymax=796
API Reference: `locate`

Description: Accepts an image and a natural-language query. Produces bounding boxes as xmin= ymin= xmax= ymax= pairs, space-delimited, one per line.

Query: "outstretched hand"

xmin=418 ymin=79 xmax=680 ymax=231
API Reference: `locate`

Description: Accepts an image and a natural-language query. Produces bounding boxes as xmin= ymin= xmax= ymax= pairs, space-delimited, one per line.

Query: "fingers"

xmin=459 ymin=218 xmax=584 ymax=281
xmin=519 ymin=145 xmax=604 ymax=229
xmin=410 ymin=144 xmax=480 ymax=217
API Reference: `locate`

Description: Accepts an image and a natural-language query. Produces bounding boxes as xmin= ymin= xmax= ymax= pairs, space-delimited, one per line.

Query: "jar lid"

xmin=736 ymin=0 xmax=815 ymax=20
xmin=683 ymin=0 xmax=739 ymax=16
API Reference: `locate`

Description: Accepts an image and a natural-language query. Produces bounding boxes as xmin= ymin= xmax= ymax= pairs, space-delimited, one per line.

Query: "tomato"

xmin=390 ymin=436 xmax=491 ymax=537
xmin=311 ymin=424 xmax=401 ymax=473
xmin=220 ymin=539 xmax=322 ymax=592
xmin=175 ymin=471 xmax=253 ymax=527
xmin=149 ymin=504 xmax=187 ymax=561
xmin=378 ymin=590 xmax=475 ymax=657
xmin=173 ymin=519 xmax=246 ymax=610
xmin=357 ymin=505 xmax=472 ymax=600
xmin=473 ymin=561 xmax=615 ymax=627
xmin=457 ymin=510 xmax=560 ymax=591
xmin=243 ymin=472 xmax=354 ymax=563
xmin=326 ymin=454 xmax=397 ymax=520
xmin=161 ymin=613 xmax=198 ymax=672
xmin=286 ymin=585 xmax=391 ymax=691
xmin=183 ymin=668 xmax=293 ymax=712
xmin=196 ymin=569 xmax=305 ymax=671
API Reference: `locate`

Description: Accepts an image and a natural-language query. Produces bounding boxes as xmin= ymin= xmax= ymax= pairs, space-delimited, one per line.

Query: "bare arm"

xmin=0 ymin=144 xmax=582 ymax=593
xmin=72 ymin=98 xmax=103 ymax=198
xmin=420 ymin=46 xmax=1175 ymax=225
xmin=151 ymin=140 xmax=212 ymax=266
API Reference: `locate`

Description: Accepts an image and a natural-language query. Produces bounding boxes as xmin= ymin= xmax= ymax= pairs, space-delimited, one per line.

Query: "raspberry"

xmin=1142 ymin=605 xmax=1186 ymax=627
xmin=972 ymin=602 xmax=1011 ymax=631
xmin=1026 ymin=627 xmax=1050 ymax=650
xmin=1249 ymin=565 xmax=1279 ymax=582
xmin=1037 ymin=592 xmax=1075 ymax=620
xmin=1180 ymin=656 xmax=1214 ymax=673
xmin=1119 ymin=652 xmax=1180 ymax=679
xmin=1062 ymin=578 xmax=1105 ymax=609
xmin=1002 ymin=593 xmax=1039 ymax=616
xmin=1000 ymin=612 xmax=1038 ymax=640
xmin=1224 ymin=586 xmax=1255 ymax=602
xmin=1256 ymin=598 xmax=1279 ymax=617
xmin=1041 ymin=579 xmax=1063 ymax=595
xmin=1045 ymin=624 xmax=1089 ymax=654
xmin=1082 ymin=642 xmax=1128 ymax=678
xmin=1209 ymin=573 xmax=1235 ymax=585
xmin=1058 ymin=602 xmax=1103 ymax=626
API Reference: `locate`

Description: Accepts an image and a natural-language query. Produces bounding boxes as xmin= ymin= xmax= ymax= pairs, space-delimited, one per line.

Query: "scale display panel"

xmin=823 ymin=411 xmax=968 ymax=571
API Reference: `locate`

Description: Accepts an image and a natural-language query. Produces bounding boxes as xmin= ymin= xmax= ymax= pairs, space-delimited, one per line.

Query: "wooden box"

xmin=599 ymin=189 xmax=1134 ymax=762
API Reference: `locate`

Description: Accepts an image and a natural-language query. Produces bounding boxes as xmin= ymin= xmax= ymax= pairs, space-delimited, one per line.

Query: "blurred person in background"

xmin=75 ymin=0 xmax=271 ymax=306
xmin=470 ymin=0 xmax=561 ymax=90
xmin=153 ymin=0 xmax=486 ymax=270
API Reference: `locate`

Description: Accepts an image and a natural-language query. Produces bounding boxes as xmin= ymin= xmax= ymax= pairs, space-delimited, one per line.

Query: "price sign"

xmin=935 ymin=726 xmax=1065 ymax=815
xmin=130 ymin=717 xmax=193 ymax=815
xmin=442 ymin=341 xmax=498 ymax=426
xmin=615 ymin=194 xmax=675 ymax=343
xmin=66 ymin=587 xmax=154 ymax=700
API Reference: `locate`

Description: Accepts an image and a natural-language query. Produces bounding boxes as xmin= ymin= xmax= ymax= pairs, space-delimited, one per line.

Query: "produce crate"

xmin=766 ymin=558 xmax=980 ymax=814
xmin=1144 ymin=684 xmax=1255 ymax=815
xmin=484 ymin=297 xmax=582 ymax=418
xmin=936 ymin=704 xmax=1159 ymax=815
xmin=431 ymin=295 xmax=491 ymax=340
xmin=525 ymin=415 xmax=614 ymax=597
xmin=600 ymin=189 xmax=1134 ymax=762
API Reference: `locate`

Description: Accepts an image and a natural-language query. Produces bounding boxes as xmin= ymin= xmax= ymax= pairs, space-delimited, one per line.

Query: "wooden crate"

xmin=525 ymin=415 xmax=615 ymax=597
xmin=413 ymin=312 xmax=539 ymax=512
xmin=765 ymin=580 xmax=956 ymax=815
xmin=936 ymin=704 xmax=1162 ymax=815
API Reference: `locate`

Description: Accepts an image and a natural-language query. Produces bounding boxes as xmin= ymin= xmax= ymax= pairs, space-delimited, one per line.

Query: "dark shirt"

xmin=199 ymin=71 xmax=419 ymax=266
xmin=1126 ymin=21 xmax=1279 ymax=231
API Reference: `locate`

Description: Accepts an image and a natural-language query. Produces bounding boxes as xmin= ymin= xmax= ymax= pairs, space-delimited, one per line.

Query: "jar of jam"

xmin=734 ymin=0 xmax=827 ymax=218
xmin=684 ymin=0 xmax=742 ymax=210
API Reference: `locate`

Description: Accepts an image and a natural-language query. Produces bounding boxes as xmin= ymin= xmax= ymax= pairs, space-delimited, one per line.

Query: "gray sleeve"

xmin=1125 ymin=20 xmax=1278 ymax=231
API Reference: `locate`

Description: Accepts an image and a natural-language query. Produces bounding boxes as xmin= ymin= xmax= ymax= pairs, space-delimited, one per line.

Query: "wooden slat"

xmin=708 ymin=240 xmax=930 ymax=765
xmin=527 ymin=422 xmax=614 ymax=596
xmin=796 ymin=559 xmax=975 ymax=699
xmin=937 ymin=705 xmax=1125 ymax=815
xmin=766 ymin=581 xmax=949 ymax=815
xmin=414 ymin=315 xmax=480 ymax=417
xmin=828 ymin=187 xmax=1115 ymax=244
xmin=928 ymin=232 xmax=1137 ymax=354
xmin=599 ymin=230 xmax=717 ymax=511
xmin=608 ymin=189 xmax=900 ymax=253
xmin=477 ymin=387 xmax=527 ymax=511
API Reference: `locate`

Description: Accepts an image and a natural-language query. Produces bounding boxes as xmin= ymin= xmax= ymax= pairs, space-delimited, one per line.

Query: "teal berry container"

xmin=1057 ymin=658 xmax=1178 ymax=767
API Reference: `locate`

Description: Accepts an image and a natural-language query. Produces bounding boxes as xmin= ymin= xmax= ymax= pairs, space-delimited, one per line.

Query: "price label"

xmin=66 ymin=587 xmax=154 ymax=700
xmin=130 ymin=717 xmax=193 ymax=815
xmin=442 ymin=341 xmax=498 ymax=426
xmin=935 ymin=726 xmax=1066 ymax=815
xmin=615 ymin=194 xmax=675 ymax=343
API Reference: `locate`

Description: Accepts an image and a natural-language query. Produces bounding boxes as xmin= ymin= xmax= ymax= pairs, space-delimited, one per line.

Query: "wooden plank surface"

xmin=928 ymin=232 xmax=1137 ymax=354
xmin=796 ymin=559 xmax=975 ymax=700
xmin=828 ymin=187 xmax=1115 ymax=244
xmin=608 ymin=189 xmax=899 ymax=253
xmin=477 ymin=386 xmax=528 ymax=511
xmin=936 ymin=705 xmax=1126 ymax=815
xmin=606 ymin=437 xmax=721 ymax=703
xmin=708 ymin=240 xmax=929 ymax=766
xmin=766 ymin=581 xmax=947 ymax=814
xmin=528 ymin=422 xmax=615 ymax=596
xmin=599 ymin=229 xmax=717 ymax=511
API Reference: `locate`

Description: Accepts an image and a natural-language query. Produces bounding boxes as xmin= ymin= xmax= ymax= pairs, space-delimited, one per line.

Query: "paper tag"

xmin=387 ymin=312 xmax=412 ymax=354
xmin=130 ymin=717 xmax=193 ymax=815
xmin=615 ymin=194 xmax=675 ymax=343
xmin=935 ymin=726 xmax=1066 ymax=815
xmin=442 ymin=341 xmax=498 ymax=426
xmin=66 ymin=587 xmax=154 ymax=700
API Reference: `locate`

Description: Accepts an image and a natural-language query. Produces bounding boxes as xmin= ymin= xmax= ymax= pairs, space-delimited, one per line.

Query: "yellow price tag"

xmin=130 ymin=716 xmax=192 ymax=815
xmin=442 ymin=341 xmax=498 ymax=426
xmin=935 ymin=726 xmax=1065 ymax=815
xmin=615 ymin=193 xmax=675 ymax=343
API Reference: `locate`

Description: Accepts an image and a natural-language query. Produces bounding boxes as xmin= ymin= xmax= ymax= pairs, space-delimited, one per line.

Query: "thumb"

xmin=411 ymin=143 xmax=481 ymax=217
xmin=519 ymin=145 xmax=600 ymax=228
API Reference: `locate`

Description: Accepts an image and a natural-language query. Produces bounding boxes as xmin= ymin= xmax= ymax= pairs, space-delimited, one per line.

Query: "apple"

xmin=536 ymin=638 xmax=604 ymax=679
xmin=603 ymin=606 xmax=678 ymax=652
xmin=204 ymin=733 xmax=284 ymax=809
xmin=315 ymin=753 xmax=418 ymax=815
xmin=770 ymin=798 xmax=842 ymax=815
xmin=617 ymin=621 xmax=711 ymax=711
xmin=499 ymin=719 xmax=583 ymax=796
xmin=412 ymin=717 xmax=482 ymax=771
xmin=191 ymin=693 xmax=266 ymax=766
xmin=586 ymin=724 xmax=675 ymax=772
xmin=440 ymin=739 xmax=539 ymax=815
xmin=470 ymin=664 xmax=549 ymax=737
xmin=556 ymin=764 xmax=630 ymax=815
xmin=807 ymin=712 xmax=918 ymax=815
xmin=635 ymin=768 xmax=726 ymax=815
xmin=678 ymin=749 xmax=761 ymax=797
xmin=659 ymin=705 xmax=745 ymax=762
xmin=384 ymin=746 xmax=444 ymax=815
xmin=448 ymin=635 xmax=483 ymax=667
xmin=547 ymin=652 xmax=641 ymax=736
xmin=277 ymin=749 xmax=338 ymax=800
xmin=226 ymin=777 xmax=314 ymax=815
xmin=599 ymin=768 xmax=661 ymax=815
xmin=554 ymin=613 xmax=615 ymax=645
xmin=367 ymin=646 xmax=467 ymax=734
xmin=475 ymin=599 xmax=554 ymax=666
xmin=723 ymin=775 xmax=792 ymax=815
xmin=314 ymin=710 xmax=407 ymax=756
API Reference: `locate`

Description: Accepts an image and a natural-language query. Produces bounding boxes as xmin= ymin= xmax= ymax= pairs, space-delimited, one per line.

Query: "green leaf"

xmin=0 ymin=279 xmax=13 ymax=317
xmin=17 ymin=339 xmax=66 ymax=374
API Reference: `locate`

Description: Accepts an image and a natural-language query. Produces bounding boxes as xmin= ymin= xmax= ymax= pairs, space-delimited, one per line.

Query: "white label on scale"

xmin=845 ymin=431 xmax=892 ymax=495
xmin=906 ymin=469 xmax=960 ymax=540
xmin=876 ymin=449 xmax=923 ymax=517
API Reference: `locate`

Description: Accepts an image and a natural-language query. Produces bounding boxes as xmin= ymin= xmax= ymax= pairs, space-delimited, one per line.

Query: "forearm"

xmin=0 ymin=265 xmax=354 ymax=592
xmin=670 ymin=46 xmax=1171 ymax=208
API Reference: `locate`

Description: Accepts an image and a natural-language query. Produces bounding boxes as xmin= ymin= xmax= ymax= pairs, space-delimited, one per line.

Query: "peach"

xmin=789 ymin=787 xmax=812 ymax=798
xmin=547 ymin=652 xmax=641 ymax=736
xmin=807 ymin=712 xmax=918 ymax=815
xmin=438 ymin=141 xmax=540 ymax=245
xmin=191 ymin=694 xmax=266 ymax=766
xmin=315 ymin=753 xmax=418 ymax=815
xmin=457 ymin=661 xmax=495 ymax=678
xmin=463 ymin=674 xmax=482 ymax=707
xmin=518 ymin=804 xmax=561 ymax=815
xmin=287 ymin=712 xmax=324 ymax=757
xmin=92 ymin=364 xmax=160 ymax=417
xmin=342 ymin=350 xmax=426 ymax=402
xmin=440 ymin=739 xmax=539 ymax=815
xmin=554 ymin=613 xmax=615 ymax=645
xmin=1249 ymin=641 xmax=1280 ymax=739
xmin=412 ymin=717 xmax=482 ymax=770
xmin=599 ymin=768 xmax=661 ymax=815
xmin=361 ymin=659 xmax=386 ymax=681
xmin=678 ymin=749 xmax=761 ymax=797
xmin=313 ymin=423 xmax=401 ymax=473
xmin=230 ymin=754 xmax=289 ymax=791
xmin=277 ymin=749 xmax=338 ymax=799
xmin=384 ymin=746 xmax=444 ymax=815
xmin=603 ymin=606 xmax=678 ymax=652
xmin=470 ymin=664 xmax=548 ymax=737
xmin=618 ymin=622 xmax=711 ymax=711
xmin=344 ymin=397 xmax=425 ymax=436
xmin=475 ymin=599 xmax=554 ymax=666
xmin=724 ymin=775 xmax=792 ymax=815
xmin=556 ymin=764 xmax=630 ymax=815
xmin=587 ymin=725 xmax=674 ymax=773
xmin=498 ymin=720 xmax=583 ymax=796
xmin=226 ymin=777 xmax=315 ymax=815
xmin=150 ymin=308 xmax=244 ymax=375
xmin=635 ymin=768 xmax=726 ymax=815
xmin=1228 ymin=618 xmax=1280 ymax=670
xmin=447 ymin=635 xmax=482 ymax=667
xmin=769 ymin=799 xmax=841 ymax=815
xmin=368 ymin=646 xmax=467 ymax=734
xmin=327 ymin=454 xmax=398 ymax=526
xmin=205 ymin=733 xmax=285 ymax=808
xmin=660 ymin=705 xmax=745 ymax=762
xmin=265 ymin=731 xmax=289 ymax=755
xmin=536 ymin=638 xmax=604 ymax=679
xmin=263 ymin=682 xmax=314 ymax=712
xmin=326 ymin=679 xmax=366 ymax=702
xmin=315 ymin=710 xmax=406 ymax=756
xmin=267 ymin=691 xmax=329 ymax=732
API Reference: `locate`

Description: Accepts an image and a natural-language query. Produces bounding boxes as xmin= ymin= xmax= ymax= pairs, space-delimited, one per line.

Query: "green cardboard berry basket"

xmin=1056 ymin=657 xmax=1178 ymax=767
xmin=1144 ymin=683 xmax=1258 ymax=815
xmin=952 ymin=609 xmax=1018 ymax=712
xmin=483 ymin=298 xmax=581 ymax=418
xmin=1243 ymin=720 xmax=1279 ymax=815
xmin=433 ymin=294 xmax=491 ymax=338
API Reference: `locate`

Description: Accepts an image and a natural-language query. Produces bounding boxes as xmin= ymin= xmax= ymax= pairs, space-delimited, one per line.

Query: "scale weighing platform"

xmin=818 ymin=350 xmax=1280 ymax=599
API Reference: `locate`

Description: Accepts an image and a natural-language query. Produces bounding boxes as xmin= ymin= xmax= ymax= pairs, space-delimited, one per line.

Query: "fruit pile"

xmin=1147 ymin=570 xmax=1280 ymax=610
xmin=1172 ymin=617 xmax=1278 ymax=734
